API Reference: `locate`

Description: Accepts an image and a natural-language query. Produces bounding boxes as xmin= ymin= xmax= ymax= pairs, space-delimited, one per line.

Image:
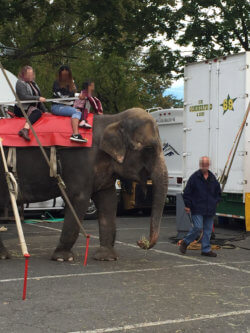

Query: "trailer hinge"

xmin=183 ymin=152 xmax=190 ymax=157
xmin=184 ymin=76 xmax=191 ymax=81
xmin=239 ymin=64 xmax=249 ymax=71
xmin=239 ymin=180 xmax=247 ymax=185
xmin=183 ymin=127 xmax=192 ymax=132
xmin=238 ymin=151 xmax=246 ymax=156
xmin=239 ymin=93 xmax=248 ymax=99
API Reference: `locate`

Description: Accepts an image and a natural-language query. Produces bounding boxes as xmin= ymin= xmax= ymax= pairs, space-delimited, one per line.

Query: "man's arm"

xmin=183 ymin=176 xmax=194 ymax=213
xmin=215 ymin=180 xmax=222 ymax=203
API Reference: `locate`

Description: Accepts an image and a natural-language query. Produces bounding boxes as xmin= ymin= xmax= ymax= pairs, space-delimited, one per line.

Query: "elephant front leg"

xmin=93 ymin=186 xmax=118 ymax=261
xmin=0 ymin=236 xmax=11 ymax=260
xmin=52 ymin=196 xmax=90 ymax=262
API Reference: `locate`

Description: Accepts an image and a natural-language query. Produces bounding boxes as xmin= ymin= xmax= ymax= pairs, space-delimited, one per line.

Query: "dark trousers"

xmin=14 ymin=106 xmax=42 ymax=125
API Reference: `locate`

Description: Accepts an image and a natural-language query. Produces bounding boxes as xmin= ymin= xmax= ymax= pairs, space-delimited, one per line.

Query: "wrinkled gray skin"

xmin=0 ymin=108 xmax=168 ymax=261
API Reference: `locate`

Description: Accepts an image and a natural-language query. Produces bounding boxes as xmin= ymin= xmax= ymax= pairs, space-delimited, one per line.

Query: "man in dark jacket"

xmin=180 ymin=156 xmax=221 ymax=257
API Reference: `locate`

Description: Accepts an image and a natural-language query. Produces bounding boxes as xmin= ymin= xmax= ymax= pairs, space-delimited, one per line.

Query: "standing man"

xmin=179 ymin=156 xmax=221 ymax=257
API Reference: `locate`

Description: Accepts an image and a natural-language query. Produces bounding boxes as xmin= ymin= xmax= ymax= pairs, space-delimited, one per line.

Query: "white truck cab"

xmin=151 ymin=108 xmax=184 ymax=200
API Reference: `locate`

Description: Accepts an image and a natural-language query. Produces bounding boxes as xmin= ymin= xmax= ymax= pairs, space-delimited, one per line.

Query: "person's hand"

xmin=184 ymin=207 xmax=191 ymax=214
xmin=39 ymin=97 xmax=46 ymax=102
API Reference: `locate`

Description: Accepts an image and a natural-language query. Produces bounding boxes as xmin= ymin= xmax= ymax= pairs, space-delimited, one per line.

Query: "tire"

xmin=85 ymin=199 xmax=98 ymax=220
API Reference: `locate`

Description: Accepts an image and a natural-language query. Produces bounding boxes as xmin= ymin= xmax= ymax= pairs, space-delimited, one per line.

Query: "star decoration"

xmin=220 ymin=94 xmax=237 ymax=115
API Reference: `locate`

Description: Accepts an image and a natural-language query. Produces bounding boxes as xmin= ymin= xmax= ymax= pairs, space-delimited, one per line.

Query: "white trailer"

xmin=183 ymin=52 xmax=250 ymax=230
xmin=151 ymin=108 xmax=183 ymax=199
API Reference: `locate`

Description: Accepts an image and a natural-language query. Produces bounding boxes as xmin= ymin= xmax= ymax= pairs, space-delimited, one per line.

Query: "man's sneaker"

xmin=179 ymin=240 xmax=188 ymax=254
xmin=70 ymin=134 xmax=88 ymax=143
xmin=201 ymin=251 xmax=217 ymax=257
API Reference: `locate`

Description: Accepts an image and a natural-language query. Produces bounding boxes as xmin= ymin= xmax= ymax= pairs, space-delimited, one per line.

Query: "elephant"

xmin=0 ymin=108 xmax=168 ymax=261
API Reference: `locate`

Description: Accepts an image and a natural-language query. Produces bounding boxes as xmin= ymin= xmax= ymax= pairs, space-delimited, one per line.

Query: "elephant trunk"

xmin=138 ymin=153 xmax=168 ymax=249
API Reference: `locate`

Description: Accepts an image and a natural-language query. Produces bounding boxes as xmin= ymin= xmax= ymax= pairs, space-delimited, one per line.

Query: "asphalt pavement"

xmin=0 ymin=213 xmax=250 ymax=333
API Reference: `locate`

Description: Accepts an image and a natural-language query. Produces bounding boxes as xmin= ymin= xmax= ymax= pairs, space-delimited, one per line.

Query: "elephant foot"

xmin=51 ymin=249 xmax=75 ymax=262
xmin=94 ymin=246 xmax=118 ymax=261
xmin=0 ymin=247 xmax=11 ymax=260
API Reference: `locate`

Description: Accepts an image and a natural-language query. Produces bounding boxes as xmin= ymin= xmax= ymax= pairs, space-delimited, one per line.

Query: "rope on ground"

xmin=174 ymin=231 xmax=250 ymax=250
xmin=23 ymin=211 xmax=64 ymax=224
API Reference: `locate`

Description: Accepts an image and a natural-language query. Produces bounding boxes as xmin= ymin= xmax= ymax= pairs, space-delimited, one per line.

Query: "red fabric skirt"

xmin=0 ymin=113 xmax=93 ymax=147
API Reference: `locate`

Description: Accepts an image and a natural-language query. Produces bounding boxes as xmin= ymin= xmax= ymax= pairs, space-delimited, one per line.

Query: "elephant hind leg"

xmin=92 ymin=186 xmax=118 ymax=261
xmin=0 ymin=236 xmax=11 ymax=260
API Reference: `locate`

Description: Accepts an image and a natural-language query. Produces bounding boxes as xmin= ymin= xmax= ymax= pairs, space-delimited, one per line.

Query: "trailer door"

xmin=214 ymin=54 xmax=247 ymax=193
xmin=183 ymin=62 xmax=212 ymax=183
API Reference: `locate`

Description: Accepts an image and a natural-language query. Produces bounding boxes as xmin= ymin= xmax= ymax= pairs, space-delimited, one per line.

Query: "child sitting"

xmin=73 ymin=81 xmax=103 ymax=129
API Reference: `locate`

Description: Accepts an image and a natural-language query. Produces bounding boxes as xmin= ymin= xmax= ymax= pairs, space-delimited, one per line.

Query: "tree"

xmin=0 ymin=0 xmax=184 ymax=112
xmin=0 ymin=0 xmax=175 ymax=64
xmin=171 ymin=0 xmax=249 ymax=61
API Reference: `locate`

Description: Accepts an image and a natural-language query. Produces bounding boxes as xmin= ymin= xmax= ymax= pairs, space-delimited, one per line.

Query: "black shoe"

xmin=179 ymin=240 xmax=188 ymax=254
xmin=201 ymin=251 xmax=217 ymax=257
xmin=70 ymin=134 xmax=88 ymax=143
xmin=18 ymin=128 xmax=30 ymax=141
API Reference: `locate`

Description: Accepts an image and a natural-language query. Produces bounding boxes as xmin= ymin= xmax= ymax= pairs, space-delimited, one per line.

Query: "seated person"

xmin=73 ymin=80 xmax=103 ymax=129
xmin=51 ymin=65 xmax=87 ymax=143
xmin=15 ymin=66 xmax=47 ymax=141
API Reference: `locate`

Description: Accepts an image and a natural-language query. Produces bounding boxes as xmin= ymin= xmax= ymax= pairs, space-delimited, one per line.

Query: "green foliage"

xmin=173 ymin=0 xmax=249 ymax=60
xmin=1 ymin=0 xmax=248 ymax=113
xmin=0 ymin=0 xmax=181 ymax=113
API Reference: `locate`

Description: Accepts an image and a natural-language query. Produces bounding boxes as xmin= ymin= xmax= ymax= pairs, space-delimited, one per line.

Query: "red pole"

xmin=22 ymin=253 xmax=30 ymax=300
xmin=83 ymin=235 xmax=90 ymax=266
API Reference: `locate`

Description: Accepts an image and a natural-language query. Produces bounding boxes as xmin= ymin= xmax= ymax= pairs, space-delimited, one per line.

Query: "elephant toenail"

xmin=57 ymin=258 xmax=64 ymax=262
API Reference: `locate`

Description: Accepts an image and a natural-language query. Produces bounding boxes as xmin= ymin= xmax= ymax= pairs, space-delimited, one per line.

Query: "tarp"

xmin=0 ymin=113 xmax=93 ymax=147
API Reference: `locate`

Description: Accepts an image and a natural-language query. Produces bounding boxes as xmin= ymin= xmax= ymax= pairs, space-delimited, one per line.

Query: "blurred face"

xmin=60 ymin=69 xmax=70 ymax=81
xmin=24 ymin=68 xmax=34 ymax=82
xmin=88 ymin=82 xmax=95 ymax=95
xmin=199 ymin=157 xmax=210 ymax=173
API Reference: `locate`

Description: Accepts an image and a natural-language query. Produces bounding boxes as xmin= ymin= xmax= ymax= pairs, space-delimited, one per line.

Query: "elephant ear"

xmin=100 ymin=122 xmax=126 ymax=163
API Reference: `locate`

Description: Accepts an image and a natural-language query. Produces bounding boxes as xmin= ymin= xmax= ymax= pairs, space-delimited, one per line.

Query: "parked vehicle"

xmin=23 ymin=180 xmax=122 ymax=220
xmin=183 ymin=52 xmax=250 ymax=230
xmin=151 ymin=108 xmax=183 ymax=205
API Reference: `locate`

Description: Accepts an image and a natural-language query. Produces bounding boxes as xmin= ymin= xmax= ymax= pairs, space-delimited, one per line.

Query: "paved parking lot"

xmin=0 ymin=214 xmax=250 ymax=332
